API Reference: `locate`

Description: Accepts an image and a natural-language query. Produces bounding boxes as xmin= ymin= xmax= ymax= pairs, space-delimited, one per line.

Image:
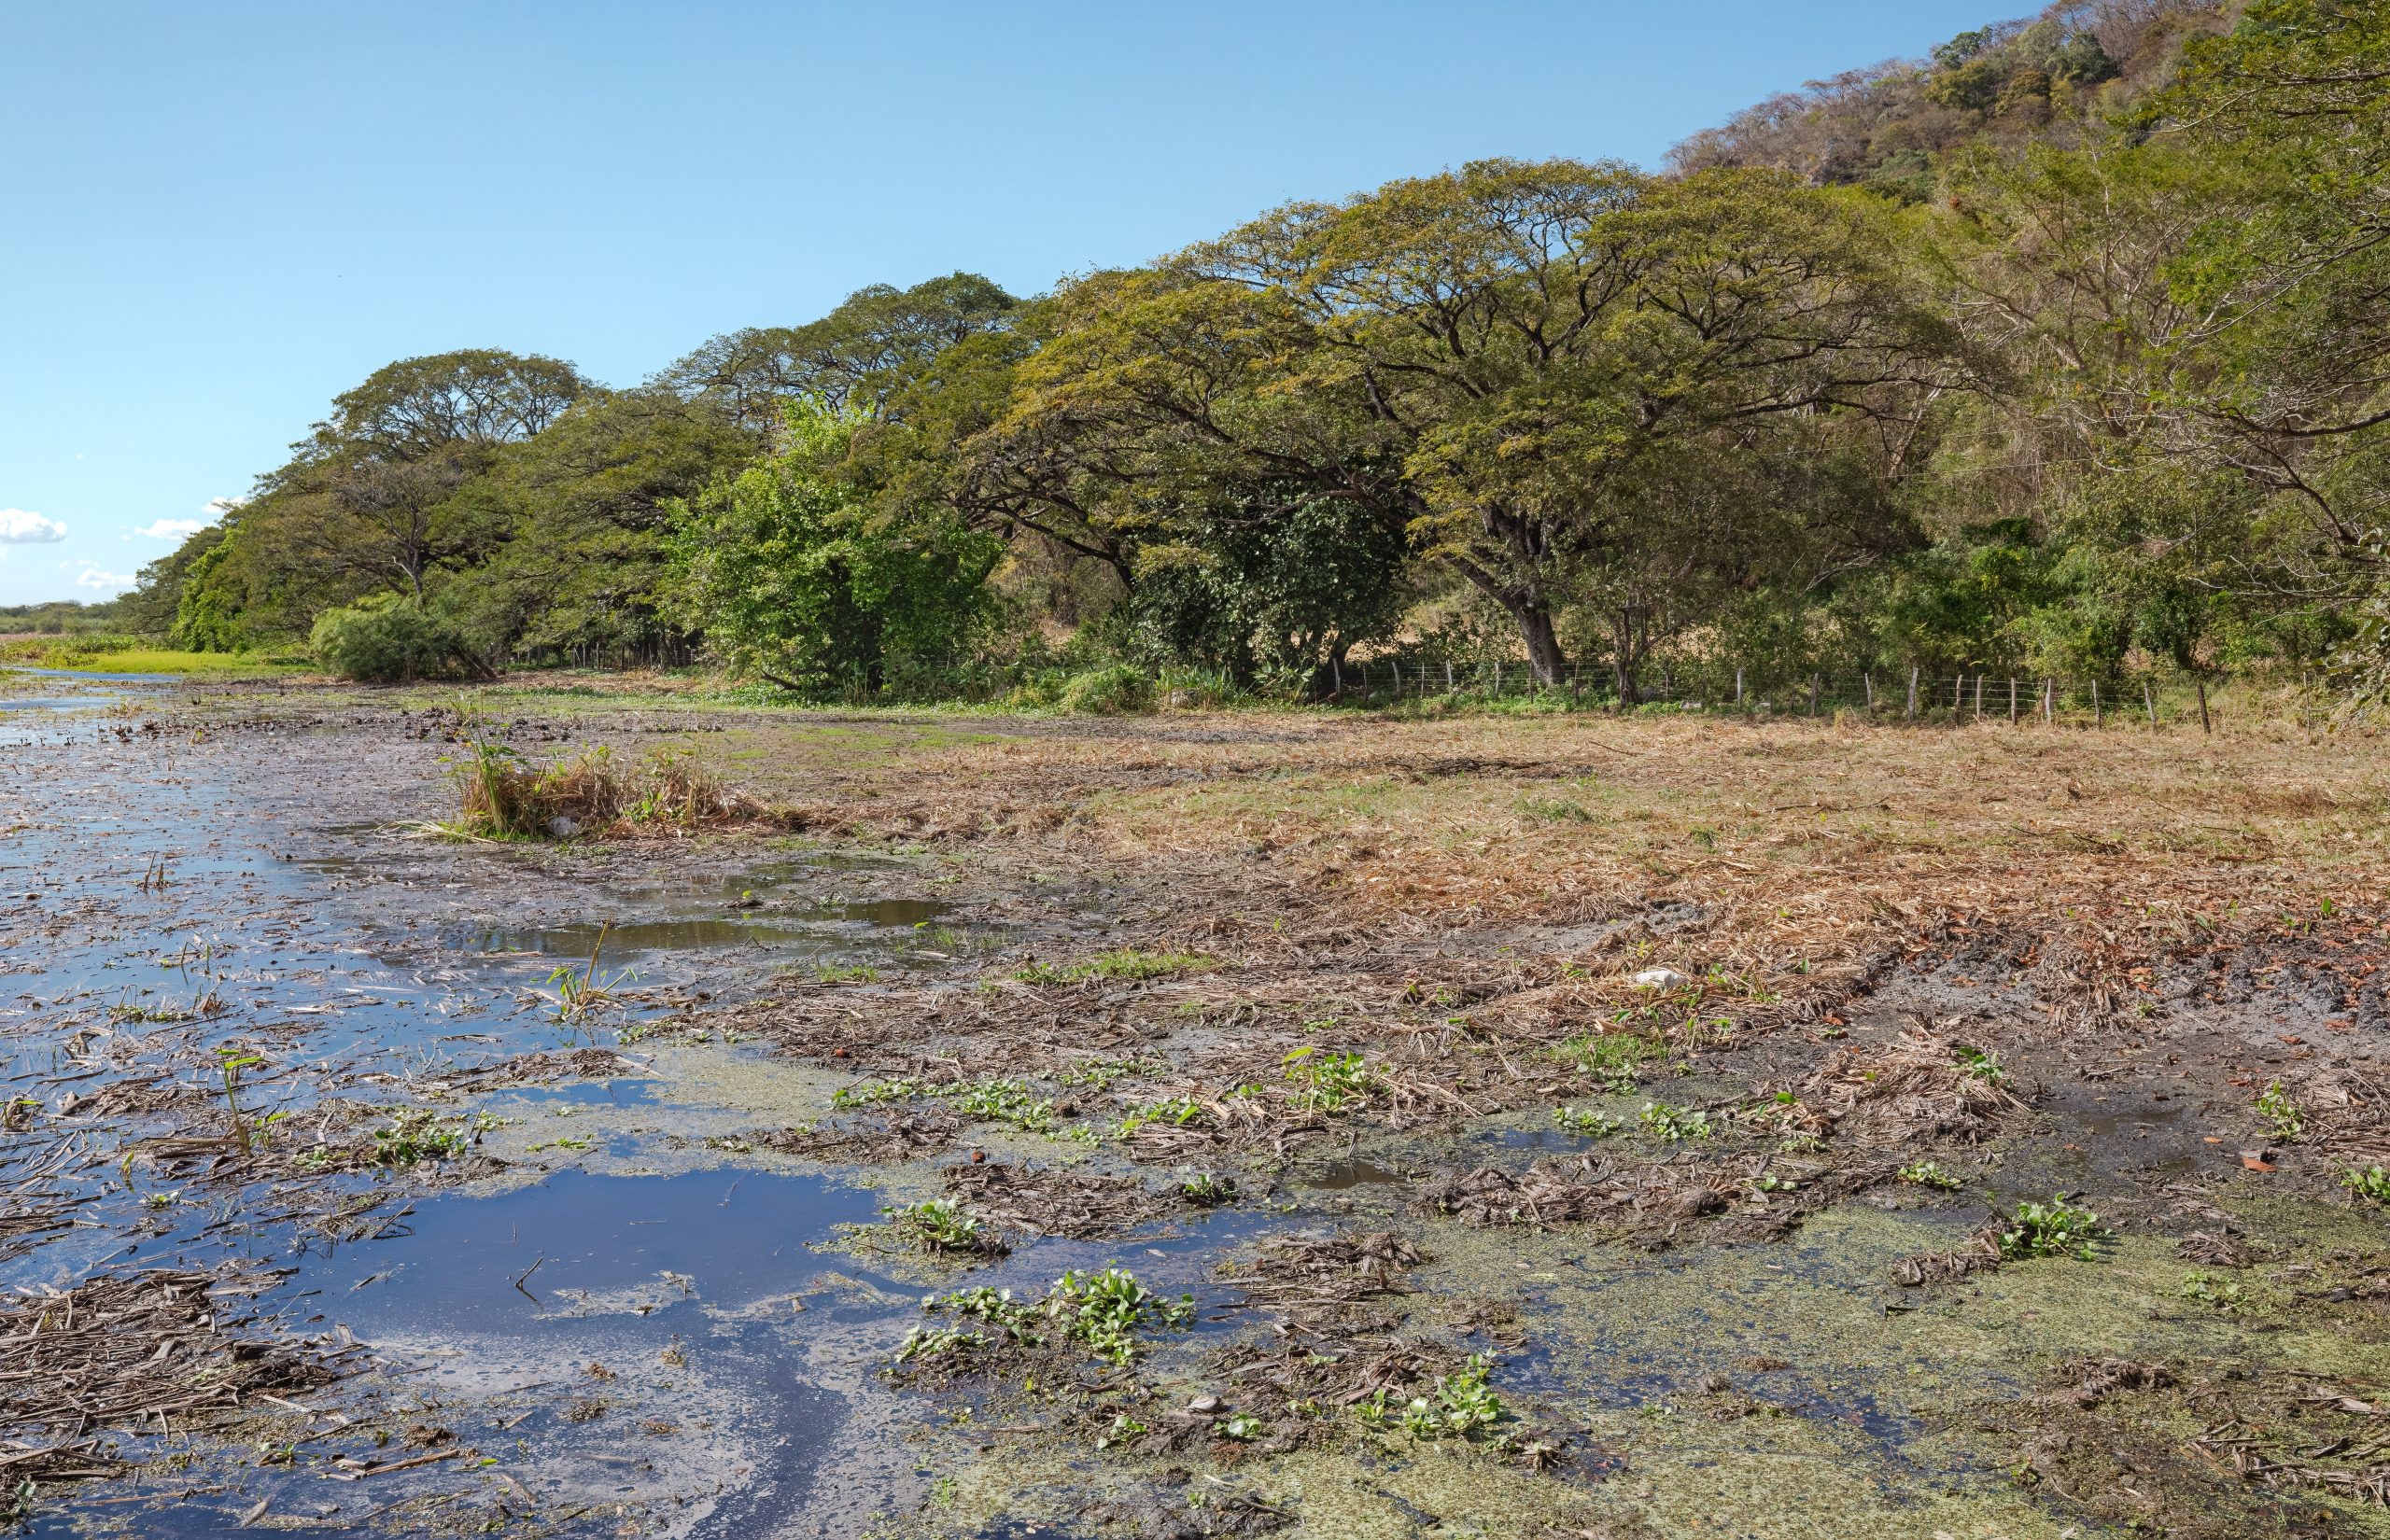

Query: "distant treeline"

xmin=1 ymin=600 xmax=123 ymax=636
xmin=122 ymin=0 xmax=2390 ymax=704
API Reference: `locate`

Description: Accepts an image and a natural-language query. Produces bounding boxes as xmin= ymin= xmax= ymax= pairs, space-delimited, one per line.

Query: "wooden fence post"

xmin=1736 ymin=666 xmax=1744 ymax=706
xmin=1864 ymin=671 xmax=1875 ymax=712
xmin=2092 ymin=678 xmax=2102 ymax=727
xmin=2042 ymin=678 xmax=2053 ymax=724
xmin=2197 ymin=678 xmax=2212 ymax=735
xmin=2007 ymin=678 xmax=2018 ymax=723
xmin=1905 ymin=665 xmax=1919 ymax=720
xmin=1444 ymin=661 xmax=1455 ymax=694
xmin=2144 ymin=679 xmax=2157 ymax=729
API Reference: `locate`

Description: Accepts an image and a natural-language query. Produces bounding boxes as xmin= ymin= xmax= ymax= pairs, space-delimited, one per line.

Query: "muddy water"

xmin=0 ymin=682 xmax=1047 ymax=1536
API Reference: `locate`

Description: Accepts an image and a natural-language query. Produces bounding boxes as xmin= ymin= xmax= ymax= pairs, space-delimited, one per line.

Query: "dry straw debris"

xmin=0 ymin=1267 xmax=346 ymax=1484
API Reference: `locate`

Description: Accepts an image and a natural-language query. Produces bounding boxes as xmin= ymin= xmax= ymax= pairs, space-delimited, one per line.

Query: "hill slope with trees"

xmin=114 ymin=0 xmax=2390 ymax=710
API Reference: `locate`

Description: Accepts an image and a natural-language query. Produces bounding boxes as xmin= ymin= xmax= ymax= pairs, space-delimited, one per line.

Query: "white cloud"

xmin=134 ymin=518 xmax=207 ymax=539
xmin=204 ymin=495 xmax=246 ymax=517
xmin=0 ymin=509 xmax=68 ymax=543
xmin=74 ymin=564 xmax=134 ymax=593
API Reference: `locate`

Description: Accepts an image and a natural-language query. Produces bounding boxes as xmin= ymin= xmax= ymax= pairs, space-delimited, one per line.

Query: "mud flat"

xmin=3 ymin=672 xmax=2386 ymax=1539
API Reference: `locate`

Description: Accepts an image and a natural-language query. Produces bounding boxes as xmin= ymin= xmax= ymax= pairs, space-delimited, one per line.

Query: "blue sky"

xmin=0 ymin=0 xmax=2002 ymax=606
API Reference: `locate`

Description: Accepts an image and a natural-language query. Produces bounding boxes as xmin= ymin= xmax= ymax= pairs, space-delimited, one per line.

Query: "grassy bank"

xmin=0 ymin=634 xmax=306 ymax=675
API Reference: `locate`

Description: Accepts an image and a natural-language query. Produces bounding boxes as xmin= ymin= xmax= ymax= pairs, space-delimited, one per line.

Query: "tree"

xmin=1123 ymin=478 xmax=1413 ymax=693
xmin=178 ymin=349 xmax=594 ymax=646
xmin=668 ymin=401 xmax=1002 ymax=695
xmin=452 ymin=387 xmax=759 ymax=664
xmin=660 ymin=273 xmax=1019 ymax=431
xmin=1199 ymin=160 xmax=1962 ymax=691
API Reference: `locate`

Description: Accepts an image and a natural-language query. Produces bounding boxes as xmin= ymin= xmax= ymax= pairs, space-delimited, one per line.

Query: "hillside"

xmin=1669 ymin=0 xmax=2238 ymax=197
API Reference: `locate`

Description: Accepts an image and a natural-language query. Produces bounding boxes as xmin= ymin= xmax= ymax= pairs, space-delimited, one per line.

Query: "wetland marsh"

xmin=3 ymin=669 xmax=2386 ymax=1539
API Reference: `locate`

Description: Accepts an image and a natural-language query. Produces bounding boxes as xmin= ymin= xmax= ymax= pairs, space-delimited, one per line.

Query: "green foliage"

xmin=373 ymin=1107 xmax=468 ymax=1167
xmin=1638 ymin=1100 xmax=1715 ymax=1142
xmin=2255 ymin=1081 xmax=2304 ymax=1142
xmin=1282 ymin=1046 xmax=1374 ymax=1113
xmin=309 ymin=593 xmax=476 ymax=681
xmin=669 ymin=399 xmax=1000 ymax=698
xmin=106 ymin=4 xmax=2390 ymax=714
xmin=1554 ymin=1029 xmax=1666 ymax=1087
xmin=1047 ymin=1267 xmax=1194 ymax=1365
xmin=1954 ymin=1044 xmax=2006 ymax=1084
xmin=1117 ymin=1096 xmax=1208 ymax=1136
xmin=1553 ymin=1105 xmax=1624 ymax=1138
xmin=2340 ymin=1165 xmax=2390 ymax=1208
xmin=1897 ymin=1160 xmax=1963 ymax=1190
xmin=1359 ymin=1354 xmax=1505 ymax=1440
xmin=1997 ymin=1198 xmax=2108 ymax=1261
xmin=1120 ymin=483 xmax=1413 ymax=693
xmin=1177 ymin=1171 xmax=1237 ymax=1205
xmin=884 ymin=1198 xmax=1001 ymax=1254
xmin=1054 ymin=664 xmax=1154 ymax=716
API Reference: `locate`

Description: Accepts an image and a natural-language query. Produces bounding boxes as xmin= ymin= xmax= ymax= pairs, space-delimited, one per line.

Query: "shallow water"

xmin=0 ymin=684 xmax=1019 ymax=1533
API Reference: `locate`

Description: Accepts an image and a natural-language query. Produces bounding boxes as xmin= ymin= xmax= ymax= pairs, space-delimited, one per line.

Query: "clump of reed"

xmin=441 ymin=710 xmax=754 ymax=841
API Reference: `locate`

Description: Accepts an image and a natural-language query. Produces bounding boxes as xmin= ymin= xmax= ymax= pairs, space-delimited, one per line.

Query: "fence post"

xmin=1736 ymin=666 xmax=1745 ymax=705
xmin=2007 ymin=678 xmax=2018 ymax=723
xmin=2042 ymin=678 xmax=2053 ymax=724
xmin=1864 ymin=671 xmax=1875 ymax=712
xmin=1391 ymin=658 xmax=1400 ymax=695
xmin=1905 ymin=665 xmax=1919 ymax=721
xmin=1974 ymin=675 xmax=1984 ymax=718
xmin=2092 ymin=678 xmax=2102 ymax=728
xmin=1331 ymin=655 xmax=1343 ymax=697
xmin=1492 ymin=662 xmax=1501 ymax=697
xmin=1954 ymin=673 xmax=1963 ymax=711
xmin=2144 ymin=679 xmax=2157 ymax=729
xmin=1445 ymin=661 xmax=1455 ymax=694
xmin=2197 ymin=678 xmax=2212 ymax=735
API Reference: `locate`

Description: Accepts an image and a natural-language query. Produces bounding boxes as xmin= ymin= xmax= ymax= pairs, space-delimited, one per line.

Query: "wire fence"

xmin=1308 ymin=654 xmax=2328 ymax=732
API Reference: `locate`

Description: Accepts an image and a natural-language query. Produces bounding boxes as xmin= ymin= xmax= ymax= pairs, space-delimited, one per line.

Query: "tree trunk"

xmin=1515 ymin=607 xmax=1568 ymax=688
xmin=1609 ymin=609 xmax=1646 ymax=706
xmin=1446 ymin=553 xmax=1568 ymax=687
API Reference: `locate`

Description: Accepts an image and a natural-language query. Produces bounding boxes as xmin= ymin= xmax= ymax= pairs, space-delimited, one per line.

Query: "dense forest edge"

xmin=21 ymin=0 xmax=2390 ymax=720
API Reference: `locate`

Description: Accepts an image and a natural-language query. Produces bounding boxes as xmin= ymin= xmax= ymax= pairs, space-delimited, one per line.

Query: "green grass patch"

xmin=0 ymin=637 xmax=302 ymax=675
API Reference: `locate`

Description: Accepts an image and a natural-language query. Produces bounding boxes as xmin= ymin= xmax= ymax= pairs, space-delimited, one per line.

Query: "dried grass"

xmin=711 ymin=711 xmax=2390 ymax=1035
xmin=0 ymin=1267 xmax=346 ymax=1483
xmin=1792 ymin=1031 xmax=2027 ymax=1148
xmin=450 ymin=740 xmax=779 ymax=842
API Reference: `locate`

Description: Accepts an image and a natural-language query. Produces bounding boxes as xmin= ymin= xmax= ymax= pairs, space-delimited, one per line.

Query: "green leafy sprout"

xmin=2255 ymin=1081 xmax=2303 ymax=1142
xmin=1996 ymin=1197 xmax=2109 ymax=1261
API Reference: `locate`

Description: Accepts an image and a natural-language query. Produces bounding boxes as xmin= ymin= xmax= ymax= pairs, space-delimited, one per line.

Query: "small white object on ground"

xmin=1631 ymin=967 xmax=1693 ymax=988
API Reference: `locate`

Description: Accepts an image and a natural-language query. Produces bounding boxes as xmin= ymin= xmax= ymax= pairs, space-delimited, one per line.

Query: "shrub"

xmin=310 ymin=595 xmax=473 ymax=682
xmin=1057 ymin=664 xmax=1154 ymax=716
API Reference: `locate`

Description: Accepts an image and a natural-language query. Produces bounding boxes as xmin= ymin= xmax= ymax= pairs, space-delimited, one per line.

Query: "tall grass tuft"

xmin=441 ymin=707 xmax=748 ymax=841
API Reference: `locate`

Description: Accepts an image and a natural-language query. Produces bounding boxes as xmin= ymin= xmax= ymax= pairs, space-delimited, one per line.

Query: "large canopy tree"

xmin=1228 ymin=161 xmax=1966 ymax=690
xmin=176 ymin=350 xmax=592 ymax=640
xmin=660 ymin=273 xmax=1020 ymax=431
